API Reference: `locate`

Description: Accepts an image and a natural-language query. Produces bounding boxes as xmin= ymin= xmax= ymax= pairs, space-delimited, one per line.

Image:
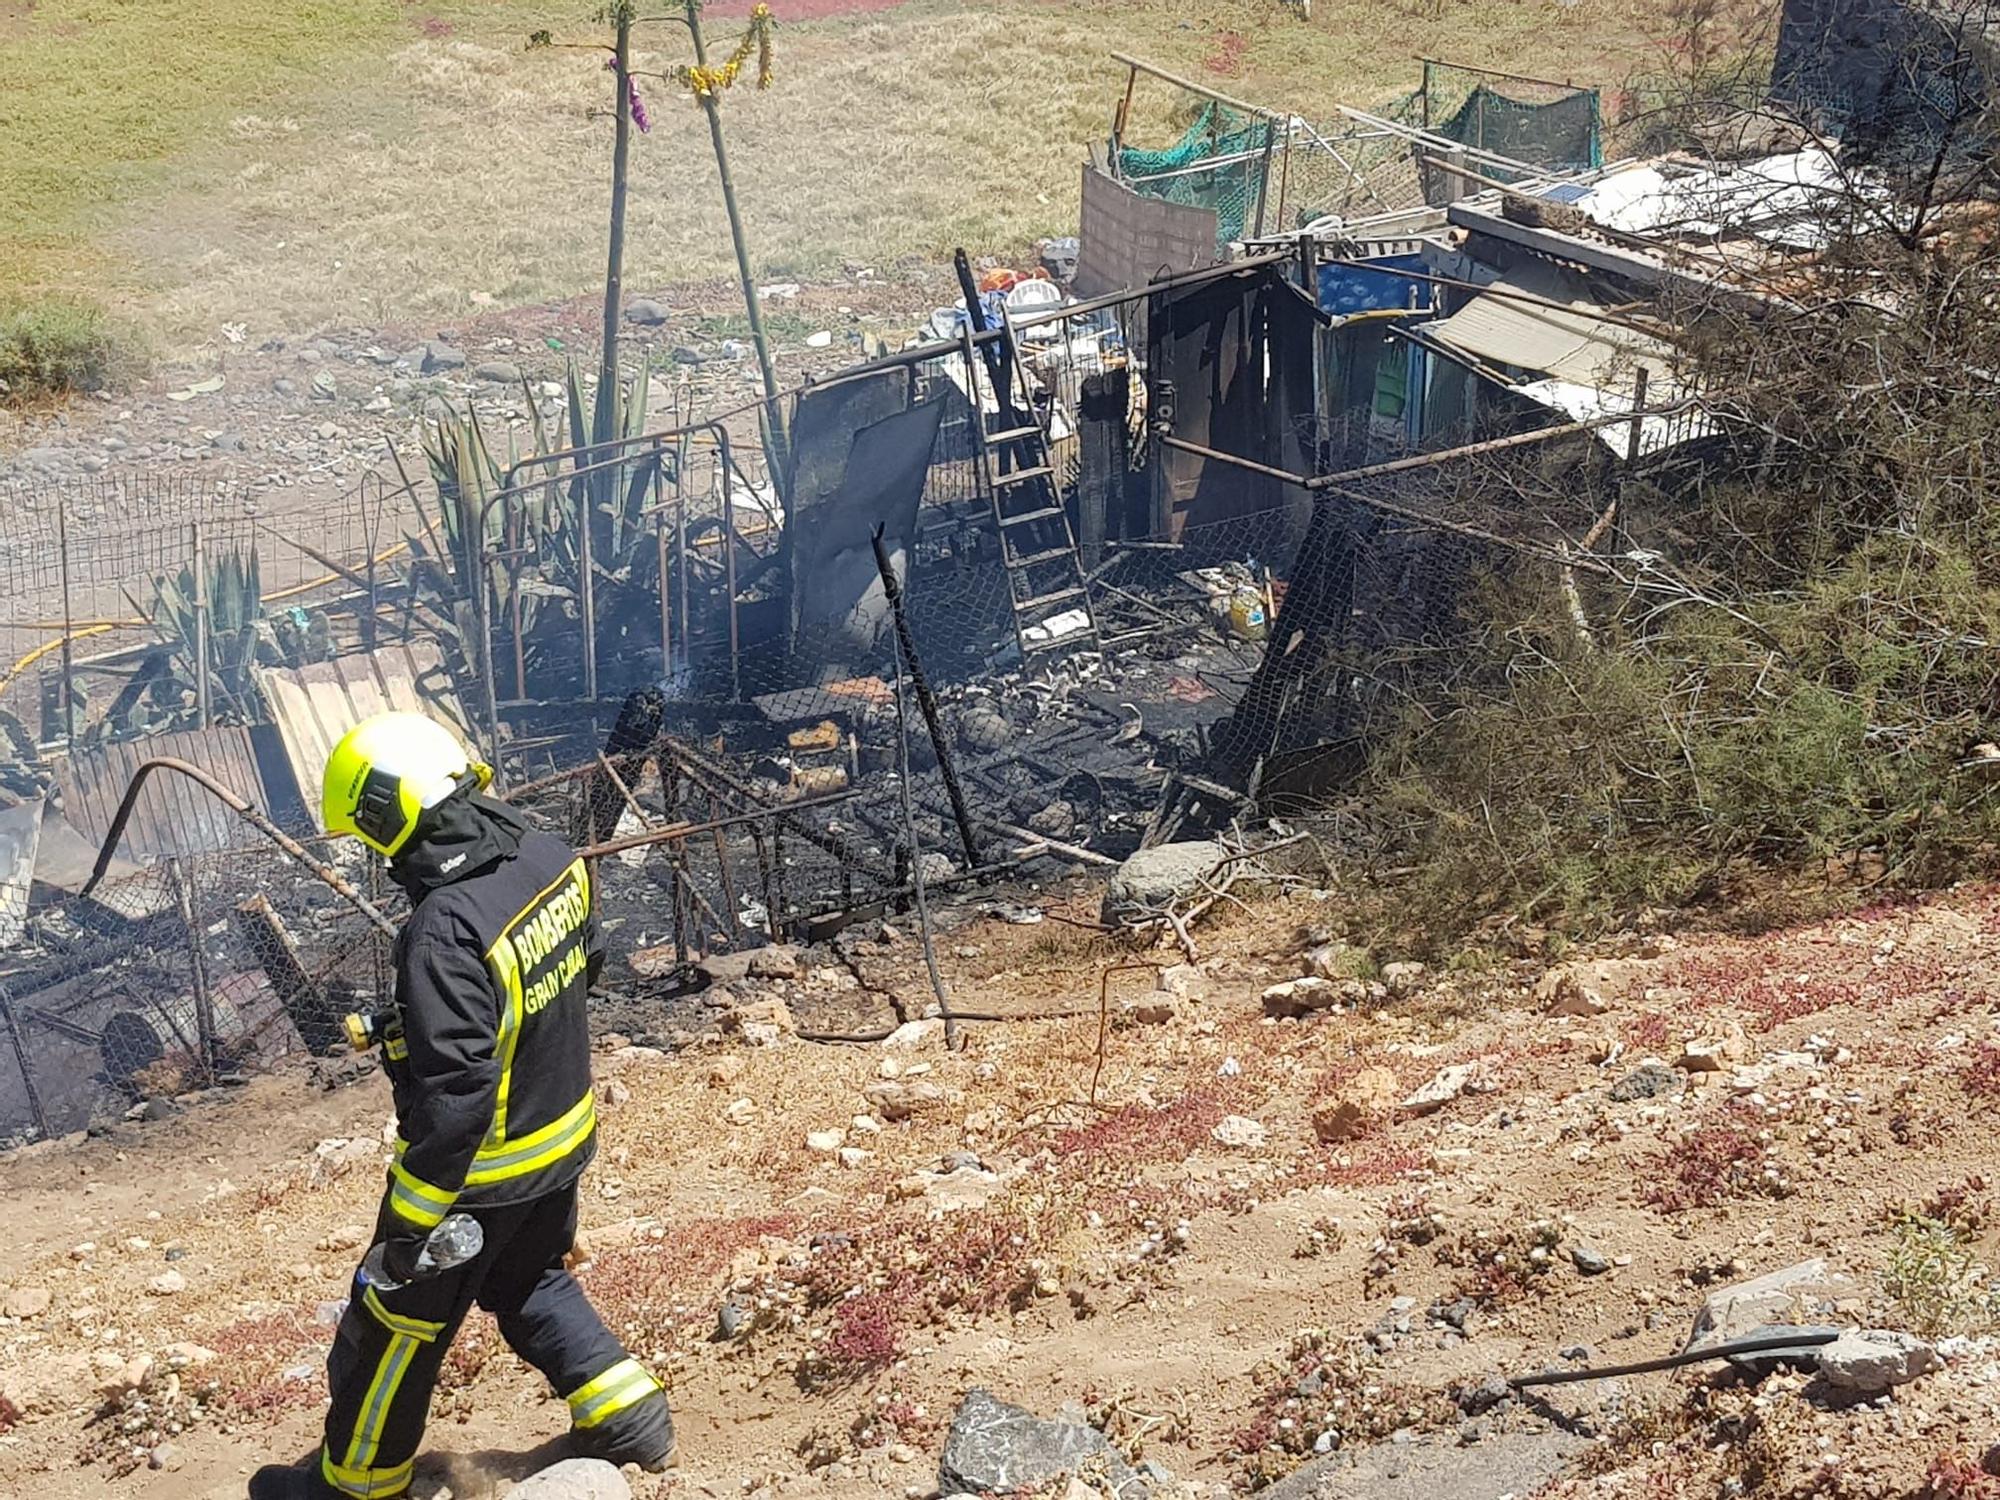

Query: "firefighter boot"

xmin=570 ymin=1379 xmax=675 ymax=1472
xmin=247 ymin=1459 xmax=345 ymax=1500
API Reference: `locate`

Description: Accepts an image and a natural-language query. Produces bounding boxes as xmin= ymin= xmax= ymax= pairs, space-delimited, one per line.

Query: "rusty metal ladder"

xmin=963 ymin=305 xmax=1102 ymax=666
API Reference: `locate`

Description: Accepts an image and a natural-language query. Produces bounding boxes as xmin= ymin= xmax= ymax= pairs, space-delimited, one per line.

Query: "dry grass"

xmin=6 ymin=0 xmax=1668 ymax=344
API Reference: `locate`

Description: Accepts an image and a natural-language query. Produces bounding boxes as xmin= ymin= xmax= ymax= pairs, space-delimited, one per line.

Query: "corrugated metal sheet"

xmin=1420 ymin=262 xmax=1676 ymax=390
xmin=56 ymin=726 xmax=275 ymax=863
xmin=256 ymin=642 xmax=470 ymax=833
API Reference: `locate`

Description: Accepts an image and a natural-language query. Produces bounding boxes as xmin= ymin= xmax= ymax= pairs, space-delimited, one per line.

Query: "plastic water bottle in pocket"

xmin=357 ymin=1213 xmax=484 ymax=1291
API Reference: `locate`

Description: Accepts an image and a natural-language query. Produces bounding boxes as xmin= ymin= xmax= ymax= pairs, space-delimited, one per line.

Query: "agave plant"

xmin=151 ymin=546 xmax=264 ymax=719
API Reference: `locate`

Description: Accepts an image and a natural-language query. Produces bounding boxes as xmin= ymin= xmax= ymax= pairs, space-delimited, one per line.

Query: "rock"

xmin=163 ymin=1342 xmax=216 ymax=1369
xmin=864 ymin=1080 xmax=944 ymax=1122
xmin=724 ymin=1098 xmax=757 ymax=1125
xmin=1401 ymin=1059 xmax=1495 ymax=1115
xmin=1211 ymin=1115 xmax=1267 ymax=1149
xmin=1303 ymin=942 xmax=1365 ymax=980
xmin=708 ymin=1055 xmax=746 ymax=1088
xmin=1101 ymin=841 xmax=1228 ymax=924
xmin=806 ymin=1129 xmax=846 ymax=1154
xmin=1380 ymin=961 xmax=1426 ymax=997
xmin=271 ymin=377 xmax=298 ymax=397
xmin=716 ymin=1300 xmax=750 ymax=1340
xmin=1123 ymin=992 xmax=1176 ymax=1025
xmin=837 ymin=1146 xmax=871 ymax=1169
xmin=1815 ymin=1329 xmax=1937 ymax=1393
xmin=148 ymin=1269 xmax=188 ymax=1295
xmin=422 ymin=341 xmax=467 ymax=373
xmin=623 ymin=298 xmax=670 ymax=326
xmin=1572 ymin=1245 xmax=1611 ymax=1276
xmin=474 ymin=360 xmax=522 ymax=384
xmin=99 ymin=1353 xmax=155 ymax=1400
xmin=310 ymin=369 xmax=338 ymax=400
xmin=1 ymin=1285 xmax=51 ymax=1318
xmin=1607 ymin=1062 xmax=1683 ymax=1103
xmin=1677 ymin=1026 xmax=1748 ymax=1073
xmin=1685 ymin=1259 xmax=1857 ymax=1355
xmin=503 ymin=1457 xmax=632 ymax=1500
xmin=722 ymin=997 xmax=796 ymax=1047
xmin=697 ymin=945 xmax=800 ymax=986
xmin=882 ymin=1018 xmax=944 ymax=1050
xmin=922 ymin=1164 xmax=1008 ymax=1212
xmin=1025 ymin=800 xmax=1076 ymax=838
xmin=148 ymin=1442 xmax=184 ymax=1472
xmin=1156 ymin=964 xmax=1208 ymax=1000
xmin=1537 ymin=967 xmax=1610 ymax=1017
xmin=598 ymin=1079 xmax=631 ymax=1107
xmin=1261 ymin=976 xmax=1341 ymax=1017
xmin=1310 ymin=1066 xmax=1401 ymax=1143
xmin=938 ymin=1389 xmax=1148 ymax=1500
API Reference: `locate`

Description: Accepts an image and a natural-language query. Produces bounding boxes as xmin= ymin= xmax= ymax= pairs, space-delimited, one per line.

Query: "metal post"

xmin=1252 ymin=127 xmax=1275 ymax=240
xmin=168 ymin=857 xmax=217 ymax=1084
xmin=0 ymin=983 xmax=49 ymax=1140
xmin=720 ymin=433 xmax=740 ymax=701
xmin=190 ymin=520 xmax=211 ymax=730
xmin=579 ymin=461 xmax=599 ymax=706
xmin=55 ymin=504 xmax=76 ymax=744
xmin=687 ymin=0 xmax=790 ymax=485
xmin=870 ymin=524 xmax=980 ymax=868
xmin=654 ymin=466 xmax=672 ymax=675
xmin=600 ymin=3 xmax=633 ymax=418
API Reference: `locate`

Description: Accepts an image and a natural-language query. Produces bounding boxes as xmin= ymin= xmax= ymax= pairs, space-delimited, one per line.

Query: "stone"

xmin=716 ymin=1300 xmax=750 ymax=1340
xmin=163 ymin=1342 xmax=216 ymax=1369
xmin=1607 ymin=1062 xmax=1683 ymax=1103
xmin=1310 ymin=1066 xmax=1401 ymax=1143
xmin=837 ymin=1146 xmax=871 ymax=1169
xmin=1261 ymin=976 xmax=1341 ymax=1017
xmin=1123 ymin=993 xmax=1176 ymax=1025
xmin=1684 ymin=1259 xmax=1857 ymax=1355
xmin=864 ymin=1080 xmax=944 ymax=1122
xmin=1303 ymin=942 xmax=1365 ymax=981
xmin=708 ymin=1055 xmax=747 ymax=1088
xmin=474 ymin=360 xmax=523 ymax=385
xmin=148 ymin=1442 xmax=184 ymax=1472
xmin=724 ymin=1099 xmax=757 ymax=1126
xmin=1101 ymin=841 xmax=1228 ymax=924
xmin=503 ymin=1458 xmax=632 ymax=1500
xmin=697 ymin=945 xmax=801 ymax=986
xmin=746 ymin=947 xmax=802 ymax=980
xmin=723 ymin=997 xmax=796 ymax=1047
xmin=1572 ymin=1245 xmax=1611 ymax=1276
xmin=1538 ymin=967 xmax=1610 ymax=1017
xmin=938 ymin=1389 xmax=1148 ymax=1500
xmin=99 ymin=1353 xmax=155 ymax=1400
xmin=922 ymin=1164 xmax=1008 ymax=1212
xmin=1816 ymin=1329 xmax=1938 ymax=1393
xmin=148 ymin=1269 xmax=187 ymax=1295
xmin=1677 ymin=1026 xmax=1748 ymax=1073
xmin=806 ymin=1129 xmax=846 ymax=1154
xmin=1401 ymin=1059 xmax=1495 ymax=1115
xmin=422 ymin=342 xmax=467 ymax=373
xmin=1380 ymin=961 xmax=1426 ymax=997
xmin=1 ymin=1285 xmax=51 ymax=1318
xmin=882 ymin=1018 xmax=944 ymax=1050
xmin=1156 ymin=965 xmax=1208 ymax=1000
xmin=310 ymin=369 xmax=338 ymax=400
xmin=1211 ymin=1115 xmax=1267 ymax=1149
xmin=623 ymin=298 xmax=670 ymax=326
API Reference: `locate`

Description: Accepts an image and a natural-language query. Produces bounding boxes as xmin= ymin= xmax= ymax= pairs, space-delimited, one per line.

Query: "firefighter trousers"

xmin=317 ymin=1182 xmax=671 ymax=1499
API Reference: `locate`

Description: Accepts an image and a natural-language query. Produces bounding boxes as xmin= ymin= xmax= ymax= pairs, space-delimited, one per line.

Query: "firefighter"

xmin=250 ymin=712 xmax=673 ymax=1500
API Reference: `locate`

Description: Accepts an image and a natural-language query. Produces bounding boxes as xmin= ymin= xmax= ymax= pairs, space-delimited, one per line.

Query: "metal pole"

xmin=869 ymin=524 xmax=980 ymax=868
xmin=600 ymin=2 xmax=633 ymax=418
xmin=654 ymin=466 xmax=672 ymax=675
xmin=168 ymin=857 xmax=217 ymax=1084
xmin=191 ymin=525 xmax=211 ymax=730
xmin=579 ymin=457 xmax=599 ymax=704
xmin=687 ymin=0 xmax=790 ymax=484
xmin=56 ymin=504 xmax=75 ymax=745
xmin=1251 ymin=127 xmax=1275 ymax=240
xmin=0 ymin=984 xmax=49 ymax=1140
xmin=720 ymin=432 xmax=740 ymax=701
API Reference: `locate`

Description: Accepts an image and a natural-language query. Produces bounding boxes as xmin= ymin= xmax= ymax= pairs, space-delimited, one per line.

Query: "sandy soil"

xmin=4 ymin=879 xmax=2000 ymax=1500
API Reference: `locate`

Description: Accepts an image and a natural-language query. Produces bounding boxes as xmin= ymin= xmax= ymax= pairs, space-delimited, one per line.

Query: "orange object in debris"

xmin=978 ymin=268 xmax=1020 ymax=293
xmin=791 ymin=765 xmax=849 ymax=796
xmin=788 ymin=720 xmax=842 ymax=754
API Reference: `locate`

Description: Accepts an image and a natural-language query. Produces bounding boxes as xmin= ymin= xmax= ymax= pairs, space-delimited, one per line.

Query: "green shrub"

xmin=0 ymin=296 xmax=122 ymax=402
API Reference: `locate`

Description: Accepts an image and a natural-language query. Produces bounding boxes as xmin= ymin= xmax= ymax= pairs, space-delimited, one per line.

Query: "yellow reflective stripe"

xmin=486 ymin=933 xmax=523 ymax=1147
xmin=567 ymin=1357 xmax=660 ymax=1429
xmin=362 ymin=1286 xmax=447 ymax=1342
xmin=386 ymin=1162 xmax=453 ymax=1231
xmin=384 ymin=1035 xmax=408 ymax=1063
xmin=463 ymin=1091 xmax=595 ymax=1186
xmin=321 ymin=1448 xmax=414 ymax=1499
xmin=343 ymin=1332 xmax=418 ymax=1471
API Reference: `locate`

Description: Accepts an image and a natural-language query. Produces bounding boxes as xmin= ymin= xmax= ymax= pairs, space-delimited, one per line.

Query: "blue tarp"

xmin=1316 ymin=255 xmax=1432 ymax=317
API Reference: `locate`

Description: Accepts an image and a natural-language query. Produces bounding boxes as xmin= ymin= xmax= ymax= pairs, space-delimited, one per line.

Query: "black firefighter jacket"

xmin=379 ymin=795 xmax=604 ymax=1233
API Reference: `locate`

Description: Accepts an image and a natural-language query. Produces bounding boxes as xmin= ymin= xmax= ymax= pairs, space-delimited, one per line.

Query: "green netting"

xmin=1118 ymin=101 xmax=1276 ymax=247
xmin=1438 ymin=83 xmax=1602 ymax=172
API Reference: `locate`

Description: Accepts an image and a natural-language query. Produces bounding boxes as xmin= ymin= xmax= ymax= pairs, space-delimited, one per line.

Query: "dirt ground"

xmin=4 ymin=871 xmax=2000 ymax=1499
